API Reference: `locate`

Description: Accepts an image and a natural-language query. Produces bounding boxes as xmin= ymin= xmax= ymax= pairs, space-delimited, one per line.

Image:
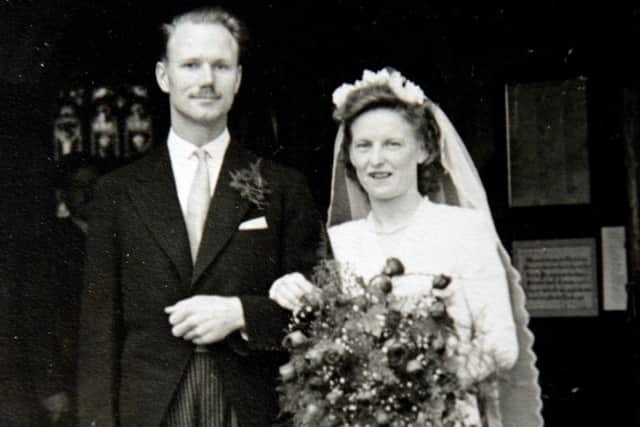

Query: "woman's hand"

xmin=269 ymin=272 xmax=318 ymax=311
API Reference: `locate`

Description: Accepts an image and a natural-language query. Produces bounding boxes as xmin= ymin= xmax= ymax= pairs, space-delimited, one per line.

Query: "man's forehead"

xmin=167 ymin=22 xmax=239 ymax=57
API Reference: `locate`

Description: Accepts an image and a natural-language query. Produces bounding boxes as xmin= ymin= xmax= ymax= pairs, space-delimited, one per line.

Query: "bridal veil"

xmin=327 ymin=70 xmax=543 ymax=427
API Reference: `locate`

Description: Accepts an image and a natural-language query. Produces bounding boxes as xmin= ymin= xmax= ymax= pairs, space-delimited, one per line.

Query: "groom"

xmin=77 ymin=7 xmax=321 ymax=427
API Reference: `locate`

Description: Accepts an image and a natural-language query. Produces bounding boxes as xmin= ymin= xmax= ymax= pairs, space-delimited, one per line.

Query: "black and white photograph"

xmin=1 ymin=2 xmax=639 ymax=426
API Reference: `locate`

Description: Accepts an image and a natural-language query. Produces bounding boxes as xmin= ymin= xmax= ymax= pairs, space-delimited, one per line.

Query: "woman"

xmin=270 ymin=68 xmax=542 ymax=427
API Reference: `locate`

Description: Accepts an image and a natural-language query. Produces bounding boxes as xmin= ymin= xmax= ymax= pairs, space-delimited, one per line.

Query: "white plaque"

xmin=602 ymin=227 xmax=628 ymax=311
xmin=513 ymin=239 xmax=598 ymax=317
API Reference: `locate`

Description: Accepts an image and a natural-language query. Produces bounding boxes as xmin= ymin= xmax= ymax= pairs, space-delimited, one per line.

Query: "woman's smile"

xmin=368 ymin=171 xmax=393 ymax=179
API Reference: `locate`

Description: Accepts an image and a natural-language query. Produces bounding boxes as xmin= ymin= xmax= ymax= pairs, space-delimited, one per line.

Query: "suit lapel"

xmin=128 ymin=146 xmax=193 ymax=284
xmin=191 ymin=141 xmax=253 ymax=285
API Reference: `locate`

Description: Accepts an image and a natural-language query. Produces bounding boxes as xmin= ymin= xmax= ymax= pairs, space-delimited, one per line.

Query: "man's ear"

xmin=155 ymin=61 xmax=170 ymax=94
xmin=234 ymin=65 xmax=243 ymax=95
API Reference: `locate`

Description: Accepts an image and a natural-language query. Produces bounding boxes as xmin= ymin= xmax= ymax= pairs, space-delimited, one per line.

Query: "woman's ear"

xmin=418 ymin=147 xmax=433 ymax=166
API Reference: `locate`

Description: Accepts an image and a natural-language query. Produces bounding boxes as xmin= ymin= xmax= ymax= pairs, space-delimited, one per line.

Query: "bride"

xmin=269 ymin=68 xmax=542 ymax=427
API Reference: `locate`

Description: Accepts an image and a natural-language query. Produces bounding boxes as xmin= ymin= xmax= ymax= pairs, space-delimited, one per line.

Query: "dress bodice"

xmin=328 ymin=197 xmax=518 ymax=372
xmin=329 ymin=198 xmax=503 ymax=281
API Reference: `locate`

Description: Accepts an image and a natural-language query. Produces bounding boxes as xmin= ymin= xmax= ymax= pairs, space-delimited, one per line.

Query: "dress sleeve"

xmin=455 ymin=213 xmax=518 ymax=375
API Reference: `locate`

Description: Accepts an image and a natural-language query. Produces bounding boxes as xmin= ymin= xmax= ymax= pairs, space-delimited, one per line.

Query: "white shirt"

xmin=167 ymin=128 xmax=230 ymax=216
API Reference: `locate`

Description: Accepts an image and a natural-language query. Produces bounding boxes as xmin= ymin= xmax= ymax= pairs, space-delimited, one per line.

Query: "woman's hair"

xmin=334 ymin=84 xmax=443 ymax=196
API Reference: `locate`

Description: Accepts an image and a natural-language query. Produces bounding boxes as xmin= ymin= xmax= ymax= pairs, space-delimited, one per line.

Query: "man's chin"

xmin=183 ymin=110 xmax=223 ymax=124
xmin=194 ymin=106 xmax=229 ymax=121
xmin=174 ymin=106 xmax=229 ymax=128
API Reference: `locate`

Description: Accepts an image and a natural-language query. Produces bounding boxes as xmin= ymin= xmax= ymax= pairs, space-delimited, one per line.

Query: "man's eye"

xmin=182 ymin=62 xmax=199 ymax=69
xmin=385 ymin=140 xmax=403 ymax=148
xmin=215 ymin=64 xmax=230 ymax=71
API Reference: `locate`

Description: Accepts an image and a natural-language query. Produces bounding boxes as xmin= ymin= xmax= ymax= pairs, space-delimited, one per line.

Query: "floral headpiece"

xmin=332 ymin=68 xmax=426 ymax=110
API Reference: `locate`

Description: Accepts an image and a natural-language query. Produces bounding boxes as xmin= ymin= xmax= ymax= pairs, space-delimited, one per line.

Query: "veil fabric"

xmin=327 ymin=100 xmax=543 ymax=427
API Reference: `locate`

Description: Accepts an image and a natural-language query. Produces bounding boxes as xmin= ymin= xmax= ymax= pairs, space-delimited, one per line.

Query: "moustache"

xmin=192 ymin=87 xmax=221 ymax=98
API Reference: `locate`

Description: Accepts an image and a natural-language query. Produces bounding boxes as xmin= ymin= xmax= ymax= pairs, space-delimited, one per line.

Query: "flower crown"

xmin=332 ymin=68 xmax=427 ymax=110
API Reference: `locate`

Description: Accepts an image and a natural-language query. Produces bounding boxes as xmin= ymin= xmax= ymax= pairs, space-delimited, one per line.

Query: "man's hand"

xmin=165 ymin=295 xmax=245 ymax=345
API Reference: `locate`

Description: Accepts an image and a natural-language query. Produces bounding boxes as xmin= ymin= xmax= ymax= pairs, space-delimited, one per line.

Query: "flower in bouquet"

xmin=278 ymin=258 xmax=491 ymax=427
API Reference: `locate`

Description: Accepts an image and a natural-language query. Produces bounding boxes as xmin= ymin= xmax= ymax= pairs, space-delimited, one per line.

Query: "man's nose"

xmin=200 ymin=64 xmax=216 ymax=85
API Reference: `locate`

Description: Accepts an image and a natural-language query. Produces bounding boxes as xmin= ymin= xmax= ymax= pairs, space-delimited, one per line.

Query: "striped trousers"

xmin=162 ymin=352 xmax=239 ymax=427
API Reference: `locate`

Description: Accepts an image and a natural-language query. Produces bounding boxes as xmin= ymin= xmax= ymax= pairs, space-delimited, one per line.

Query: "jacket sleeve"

xmin=76 ymin=178 xmax=122 ymax=427
xmin=239 ymin=168 xmax=322 ymax=352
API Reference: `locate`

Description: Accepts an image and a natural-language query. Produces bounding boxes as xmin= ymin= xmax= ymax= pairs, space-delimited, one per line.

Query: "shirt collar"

xmin=167 ymin=128 xmax=231 ymax=160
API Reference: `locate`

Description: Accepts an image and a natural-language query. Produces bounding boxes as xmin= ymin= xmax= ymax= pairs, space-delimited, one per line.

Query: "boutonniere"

xmin=230 ymin=158 xmax=271 ymax=209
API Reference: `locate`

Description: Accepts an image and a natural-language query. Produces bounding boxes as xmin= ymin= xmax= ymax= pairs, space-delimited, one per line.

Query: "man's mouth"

xmin=192 ymin=91 xmax=220 ymax=100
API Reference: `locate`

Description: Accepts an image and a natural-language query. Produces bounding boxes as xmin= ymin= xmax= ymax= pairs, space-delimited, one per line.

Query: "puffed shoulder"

xmin=422 ymin=200 xmax=490 ymax=224
xmin=328 ymin=216 xmax=365 ymax=236
xmin=327 ymin=217 xmax=367 ymax=249
xmin=419 ymin=201 xmax=496 ymax=241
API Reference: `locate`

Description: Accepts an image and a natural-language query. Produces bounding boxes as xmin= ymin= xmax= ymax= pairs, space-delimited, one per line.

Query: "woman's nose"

xmin=369 ymin=144 xmax=384 ymax=165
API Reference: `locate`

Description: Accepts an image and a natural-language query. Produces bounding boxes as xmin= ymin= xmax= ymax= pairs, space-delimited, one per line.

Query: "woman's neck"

xmin=369 ymin=191 xmax=423 ymax=233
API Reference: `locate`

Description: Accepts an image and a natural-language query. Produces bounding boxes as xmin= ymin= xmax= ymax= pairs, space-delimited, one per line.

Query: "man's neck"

xmin=171 ymin=116 xmax=227 ymax=147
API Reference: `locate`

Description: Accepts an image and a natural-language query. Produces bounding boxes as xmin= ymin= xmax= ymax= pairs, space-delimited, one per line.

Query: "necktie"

xmin=185 ymin=149 xmax=211 ymax=261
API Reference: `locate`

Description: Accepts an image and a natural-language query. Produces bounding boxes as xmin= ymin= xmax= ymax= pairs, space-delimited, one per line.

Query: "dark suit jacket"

xmin=77 ymin=140 xmax=322 ymax=427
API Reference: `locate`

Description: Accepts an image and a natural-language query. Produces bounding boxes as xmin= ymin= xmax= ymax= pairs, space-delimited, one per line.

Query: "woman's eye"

xmin=385 ymin=140 xmax=403 ymax=148
xmin=354 ymin=141 xmax=371 ymax=149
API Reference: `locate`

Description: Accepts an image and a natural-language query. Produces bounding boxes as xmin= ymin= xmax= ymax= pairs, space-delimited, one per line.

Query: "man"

xmin=77 ymin=7 xmax=321 ymax=427
xmin=40 ymin=158 xmax=100 ymax=425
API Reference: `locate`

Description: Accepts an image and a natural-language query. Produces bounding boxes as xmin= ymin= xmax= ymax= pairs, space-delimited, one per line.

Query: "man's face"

xmin=156 ymin=22 xmax=242 ymax=128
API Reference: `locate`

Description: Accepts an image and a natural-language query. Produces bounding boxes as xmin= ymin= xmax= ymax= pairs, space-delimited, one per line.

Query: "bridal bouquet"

xmin=278 ymin=258 xmax=488 ymax=427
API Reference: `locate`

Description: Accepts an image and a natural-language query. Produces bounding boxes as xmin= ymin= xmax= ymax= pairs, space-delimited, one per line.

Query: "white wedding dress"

xmin=326 ymin=76 xmax=542 ymax=426
xmin=328 ymin=197 xmax=519 ymax=379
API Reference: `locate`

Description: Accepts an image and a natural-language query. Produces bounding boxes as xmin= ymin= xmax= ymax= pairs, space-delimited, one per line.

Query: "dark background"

xmin=1 ymin=1 xmax=639 ymax=425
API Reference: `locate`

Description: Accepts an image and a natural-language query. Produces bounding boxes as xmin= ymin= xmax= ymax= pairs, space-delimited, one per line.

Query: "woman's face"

xmin=348 ymin=108 xmax=427 ymax=203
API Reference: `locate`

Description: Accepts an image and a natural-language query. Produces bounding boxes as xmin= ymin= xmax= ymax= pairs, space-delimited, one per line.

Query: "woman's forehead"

xmin=351 ymin=108 xmax=415 ymax=134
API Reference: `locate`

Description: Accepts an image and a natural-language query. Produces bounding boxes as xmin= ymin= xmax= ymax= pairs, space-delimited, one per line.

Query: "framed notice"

xmin=505 ymin=78 xmax=590 ymax=207
xmin=513 ymin=239 xmax=598 ymax=317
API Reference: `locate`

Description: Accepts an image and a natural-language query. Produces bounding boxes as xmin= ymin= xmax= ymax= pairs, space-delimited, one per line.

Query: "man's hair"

xmin=160 ymin=7 xmax=249 ymax=62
